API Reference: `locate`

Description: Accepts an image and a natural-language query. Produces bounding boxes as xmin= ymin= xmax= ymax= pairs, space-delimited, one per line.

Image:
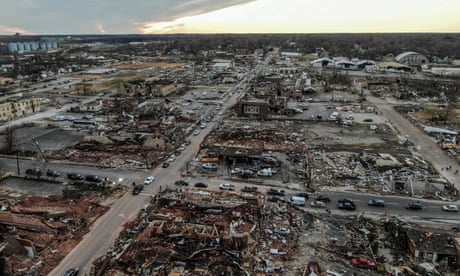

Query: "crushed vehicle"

xmin=351 ymin=257 xmax=377 ymax=269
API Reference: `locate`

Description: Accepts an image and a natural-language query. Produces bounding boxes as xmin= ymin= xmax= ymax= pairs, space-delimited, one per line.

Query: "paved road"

xmin=367 ymin=95 xmax=460 ymax=192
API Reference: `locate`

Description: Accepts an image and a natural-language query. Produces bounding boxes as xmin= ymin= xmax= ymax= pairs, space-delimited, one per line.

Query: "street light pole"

xmin=16 ymin=152 xmax=20 ymax=175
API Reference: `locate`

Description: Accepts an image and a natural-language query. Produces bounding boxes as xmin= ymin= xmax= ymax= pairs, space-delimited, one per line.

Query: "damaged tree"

xmin=1 ymin=125 xmax=16 ymax=154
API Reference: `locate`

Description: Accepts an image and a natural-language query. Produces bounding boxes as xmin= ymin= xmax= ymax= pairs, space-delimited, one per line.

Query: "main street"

xmin=48 ymin=57 xmax=263 ymax=275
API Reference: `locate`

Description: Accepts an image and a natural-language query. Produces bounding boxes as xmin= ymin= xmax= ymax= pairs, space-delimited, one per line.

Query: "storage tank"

xmin=7 ymin=42 xmax=18 ymax=52
xmin=30 ymin=42 xmax=38 ymax=51
xmin=52 ymin=42 xmax=57 ymax=49
xmin=40 ymin=42 xmax=47 ymax=50
xmin=0 ymin=44 xmax=7 ymax=53
xmin=17 ymin=42 xmax=25 ymax=52
xmin=24 ymin=42 xmax=31 ymax=52
xmin=46 ymin=42 xmax=52 ymax=50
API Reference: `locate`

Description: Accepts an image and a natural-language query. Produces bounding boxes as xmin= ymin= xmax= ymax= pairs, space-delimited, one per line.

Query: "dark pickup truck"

xmin=132 ymin=184 xmax=144 ymax=195
xmin=267 ymin=188 xmax=285 ymax=196
xmin=337 ymin=198 xmax=356 ymax=210
xmin=241 ymin=186 xmax=258 ymax=193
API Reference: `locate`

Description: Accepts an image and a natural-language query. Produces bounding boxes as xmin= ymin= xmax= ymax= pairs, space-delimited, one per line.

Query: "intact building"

xmin=0 ymin=98 xmax=43 ymax=122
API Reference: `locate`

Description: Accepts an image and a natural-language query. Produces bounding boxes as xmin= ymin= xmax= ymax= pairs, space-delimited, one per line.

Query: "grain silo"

xmin=17 ymin=42 xmax=25 ymax=52
xmin=30 ymin=42 xmax=38 ymax=51
xmin=24 ymin=42 xmax=31 ymax=52
xmin=7 ymin=42 xmax=18 ymax=52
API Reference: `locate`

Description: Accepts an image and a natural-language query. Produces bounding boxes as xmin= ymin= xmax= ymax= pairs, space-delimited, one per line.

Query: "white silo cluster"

xmin=4 ymin=41 xmax=58 ymax=53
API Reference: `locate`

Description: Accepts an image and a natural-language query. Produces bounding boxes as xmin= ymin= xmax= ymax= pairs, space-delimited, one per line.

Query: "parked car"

xmin=257 ymin=168 xmax=275 ymax=176
xmin=25 ymin=168 xmax=42 ymax=177
xmin=219 ymin=183 xmax=235 ymax=190
xmin=276 ymin=227 xmax=290 ymax=235
xmin=290 ymin=196 xmax=306 ymax=206
xmin=162 ymin=162 xmax=170 ymax=168
xmin=194 ymin=182 xmax=208 ymax=188
xmin=46 ymin=169 xmax=60 ymax=177
xmin=63 ymin=268 xmax=79 ymax=276
xmin=363 ymin=118 xmax=373 ymax=122
xmin=202 ymin=163 xmax=217 ymax=170
xmin=67 ymin=172 xmax=84 ymax=180
xmin=168 ymin=155 xmax=176 ymax=162
xmin=405 ymin=202 xmax=422 ymax=210
xmin=267 ymin=188 xmax=285 ymax=196
xmin=239 ymin=169 xmax=254 ymax=178
xmin=337 ymin=198 xmax=356 ymax=210
xmin=442 ymin=204 xmax=458 ymax=212
xmin=144 ymin=176 xmax=155 ymax=185
xmin=241 ymin=186 xmax=258 ymax=193
xmin=262 ymin=156 xmax=280 ymax=166
xmin=315 ymin=195 xmax=331 ymax=203
xmin=310 ymin=200 xmax=326 ymax=208
xmin=368 ymin=199 xmax=385 ymax=207
xmin=231 ymin=168 xmax=242 ymax=174
xmin=85 ymin=175 xmax=102 ymax=183
xmin=296 ymin=192 xmax=309 ymax=199
xmin=175 ymin=180 xmax=189 ymax=186
xmin=268 ymin=195 xmax=286 ymax=203
xmin=193 ymin=130 xmax=201 ymax=136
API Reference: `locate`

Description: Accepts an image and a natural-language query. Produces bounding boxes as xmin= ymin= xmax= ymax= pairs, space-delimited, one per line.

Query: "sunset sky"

xmin=1 ymin=0 xmax=459 ymax=35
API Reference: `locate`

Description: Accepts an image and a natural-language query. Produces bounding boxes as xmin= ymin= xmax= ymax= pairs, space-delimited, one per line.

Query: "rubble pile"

xmin=45 ymin=99 xmax=194 ymax=168
xmin=0 ymin=186 xmax=124 ymax=275
xmin=89 ymin=189 xmax=460 ymax=275
xmin=205 ymin=121 xmax=317 ymax=152
xmin=91 ymin=188 xmax=316 ymax=275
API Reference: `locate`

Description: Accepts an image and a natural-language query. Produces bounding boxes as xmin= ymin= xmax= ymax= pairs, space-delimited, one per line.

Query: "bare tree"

xmin=1 ymin=125 xmax=16 ymax=154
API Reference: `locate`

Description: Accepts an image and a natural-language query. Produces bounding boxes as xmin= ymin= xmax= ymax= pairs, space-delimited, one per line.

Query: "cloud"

xmin=0 ymin=0 xmax=254 ymax=34
xmin=0 ymin=25 xmax=35 ymax=35
xmin=97 ymin=23 xmax=106 ymax=34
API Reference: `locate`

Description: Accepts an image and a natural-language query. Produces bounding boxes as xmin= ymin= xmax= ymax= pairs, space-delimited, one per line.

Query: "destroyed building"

xmin=0 ymin=182 xmax=124 ymax=275
xmin=91 ymin=188 xmax=316 ymax=275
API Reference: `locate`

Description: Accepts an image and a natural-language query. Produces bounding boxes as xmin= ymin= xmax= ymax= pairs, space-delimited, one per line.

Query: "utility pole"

xmin=32 ymin=138 xmax=47 ymax=163
xmin=16 ymin=152 xmax=20 ymax=175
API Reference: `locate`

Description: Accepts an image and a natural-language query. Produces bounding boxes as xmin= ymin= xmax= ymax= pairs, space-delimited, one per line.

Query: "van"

xmin=290 ymin=196 xmax=306 ymax=206
xmin=257 ymin=168 xmax=273 ymax=176
xmin=141 ymin=204 xmax=150 ymax=212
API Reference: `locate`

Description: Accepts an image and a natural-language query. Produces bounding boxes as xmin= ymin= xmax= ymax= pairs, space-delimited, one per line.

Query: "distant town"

xmin=0 ymin=33 xmax=460 ymax=276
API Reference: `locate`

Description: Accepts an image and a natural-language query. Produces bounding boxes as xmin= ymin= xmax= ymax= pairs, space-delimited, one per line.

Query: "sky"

xmin=1 ymin=0 xmax=459 ymax=35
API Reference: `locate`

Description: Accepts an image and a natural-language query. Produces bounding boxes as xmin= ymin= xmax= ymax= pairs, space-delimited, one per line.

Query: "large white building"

xmin=395 ymin=52 xmax=428 ymax=66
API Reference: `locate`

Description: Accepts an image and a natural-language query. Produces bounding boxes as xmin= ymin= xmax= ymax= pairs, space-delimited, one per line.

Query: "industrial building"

xmin=396 ymin=51 xmax=429 ymax=66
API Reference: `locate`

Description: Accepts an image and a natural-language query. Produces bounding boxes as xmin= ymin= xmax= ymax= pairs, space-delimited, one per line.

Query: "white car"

xmin=219 ymin=183 xmax=235 ymax=190
xmin=144 ymin=176 xmax=154 ymax=185
xmin=168 ymin=155 xmax=176 ymax=162
xmin=202 ymin=163 xmax=217 ymax=169
xmin=310 ymin=200 xmax=326 ymax=208
xmin=442 ymin=204 xmax=458 ymax=212
xmin=231 ymin=168 xmax=242 ymax=174
xmin=193 ymin=130 xmax=201 ymax=136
